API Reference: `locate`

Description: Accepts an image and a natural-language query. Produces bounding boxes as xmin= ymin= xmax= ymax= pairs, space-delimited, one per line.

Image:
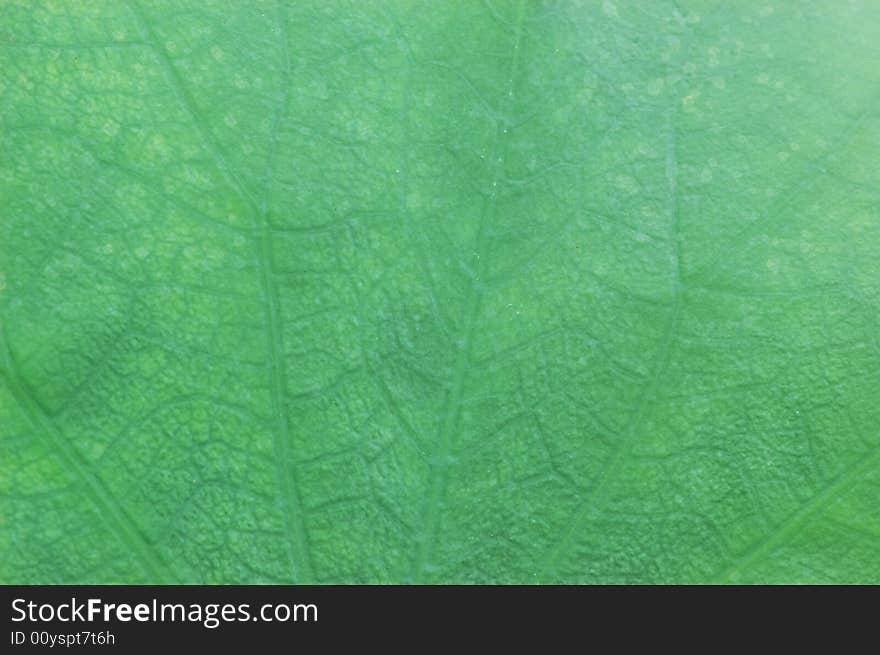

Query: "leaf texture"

xmin=1 ymin=1 xmax=879 ymax=583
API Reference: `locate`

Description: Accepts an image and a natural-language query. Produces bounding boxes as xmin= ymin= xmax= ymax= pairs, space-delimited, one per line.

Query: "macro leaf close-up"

xmin=1 ymin=0 xmax=879 ymax=585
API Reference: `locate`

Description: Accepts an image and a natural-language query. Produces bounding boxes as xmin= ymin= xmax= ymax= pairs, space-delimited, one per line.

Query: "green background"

xmin=1 ymin=1 xmax=879 ymax=583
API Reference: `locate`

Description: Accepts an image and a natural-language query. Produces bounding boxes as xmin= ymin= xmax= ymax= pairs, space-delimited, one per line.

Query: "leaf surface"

xmin=1 ymin=0 xmax=879 ymax=583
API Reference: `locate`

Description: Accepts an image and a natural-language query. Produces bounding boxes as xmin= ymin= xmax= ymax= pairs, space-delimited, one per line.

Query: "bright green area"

xmin=1 ymin=1 xmax=879 ymax=584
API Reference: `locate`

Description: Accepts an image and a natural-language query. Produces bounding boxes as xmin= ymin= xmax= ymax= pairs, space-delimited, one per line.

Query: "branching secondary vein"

xmin=0 ymin=327 xmax=174 ymax=582
xmin=538 ymin=96 xmax=685 ymax=581
xmin=410 ymin=0 xmax=529 ymax=583
xmin=126 ymin=0 xmax=313 ymax=582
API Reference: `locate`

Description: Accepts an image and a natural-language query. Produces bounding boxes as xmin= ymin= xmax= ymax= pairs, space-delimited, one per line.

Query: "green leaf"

xmin=1 ymin=0 xmax=879 ymax=584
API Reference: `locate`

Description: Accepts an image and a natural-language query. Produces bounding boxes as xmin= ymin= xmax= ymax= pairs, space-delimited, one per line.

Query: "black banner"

xmin=1 ymin=585 xmax=874 ymax=649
